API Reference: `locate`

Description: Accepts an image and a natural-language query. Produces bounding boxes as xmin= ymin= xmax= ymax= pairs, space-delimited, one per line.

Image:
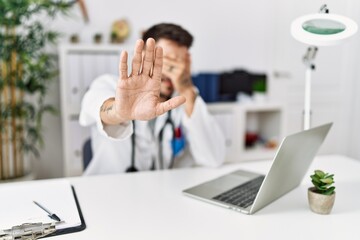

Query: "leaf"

xmin=42 ymin=105 xmax=58 ymax=115
xmin=321 ymin=183 xmax=334 ymax=188
xmin=325 ymin=174 xmax=334 ymax=179
xmin=323 ymin=187 xmax=336 ymax=195
xmin=311 ymin=174 xmax=321 ymax=182
xmin=318 ymin=185 xmax=328 ymax=190
xmin=320 ymin=178 xmax=333 ymax=184
xmin=315 ymin=170 xmax=325 ymax=178
xmin=311 ymin=180 xmax=318 ymax=187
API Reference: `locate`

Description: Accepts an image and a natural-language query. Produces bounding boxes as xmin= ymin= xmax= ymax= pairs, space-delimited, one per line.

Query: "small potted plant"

xmin=70 ymin=34 xmax=80 ymax=44
xmin=93 ymin=33 xmax=103 ymax=44
xmin=308 ymin=170 xmax=336 ymax=214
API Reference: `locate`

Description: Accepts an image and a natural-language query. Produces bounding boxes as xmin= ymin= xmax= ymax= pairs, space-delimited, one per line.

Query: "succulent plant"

xmin=310 ymin=170 xmax=335 ymax=195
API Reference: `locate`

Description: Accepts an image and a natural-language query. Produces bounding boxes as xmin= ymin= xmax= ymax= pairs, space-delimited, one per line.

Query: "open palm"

xmin=114 ymin=38 xmax=185 ymax=123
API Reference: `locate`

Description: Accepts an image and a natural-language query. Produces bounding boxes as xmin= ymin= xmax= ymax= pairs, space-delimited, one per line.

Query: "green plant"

xmin=310 ymin=170 xmax=335 ymax=195
xmin=0 ymin=0 xmax=73 ymax=180
xmin=93 ymin=33 xmax=102 ymax=43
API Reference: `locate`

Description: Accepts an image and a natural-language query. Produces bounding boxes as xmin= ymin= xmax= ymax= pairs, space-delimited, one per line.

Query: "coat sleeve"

xmin=79 ymin=74 xmax=133 ymax=141
xmin=181 ymin=97 xmax=226 ymax=167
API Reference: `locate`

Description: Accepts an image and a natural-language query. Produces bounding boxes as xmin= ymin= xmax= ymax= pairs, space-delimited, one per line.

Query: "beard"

xmin=159 ymin=93 xmax=171 ymax=101
xmin=160 ymin=77 xmax=174 ymax=101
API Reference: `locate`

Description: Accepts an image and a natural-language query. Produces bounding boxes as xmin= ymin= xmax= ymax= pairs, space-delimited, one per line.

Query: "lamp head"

xmin=291 ymin=13 xmax=358 ymax=46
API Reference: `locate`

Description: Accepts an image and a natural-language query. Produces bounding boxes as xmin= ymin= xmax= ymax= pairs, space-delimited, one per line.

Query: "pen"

xmin=33 ymin=201 xmax=61 ymax=222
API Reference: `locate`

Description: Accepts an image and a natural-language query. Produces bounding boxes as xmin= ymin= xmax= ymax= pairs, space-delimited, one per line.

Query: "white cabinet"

xmin=207 ymin=102 xmax=285 ymax=162
xmin=59 ymin=44 xmax=130 ymax=177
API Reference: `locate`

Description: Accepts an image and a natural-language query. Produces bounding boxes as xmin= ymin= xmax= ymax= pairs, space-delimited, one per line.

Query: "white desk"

xmin=5 ymin=155 xmax=360 ymax=239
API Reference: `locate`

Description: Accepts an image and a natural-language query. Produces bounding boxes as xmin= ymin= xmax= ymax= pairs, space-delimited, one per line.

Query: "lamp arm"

xmin=303 ymin=46 xmax=318 ymax=70
xmin=302 ymin=46 xmax=318 ymax=130
xmin=319 ymin=4 xmax=329 ymax=14
xmin=304 ymin=67 xmax=312 ymax=130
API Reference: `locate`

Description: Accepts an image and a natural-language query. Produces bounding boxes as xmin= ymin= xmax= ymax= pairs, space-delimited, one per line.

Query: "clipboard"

xmin=47 ymin=186 xmax=86 ymax=237
xmin=0 ymin=180 xmax=86 ymax=237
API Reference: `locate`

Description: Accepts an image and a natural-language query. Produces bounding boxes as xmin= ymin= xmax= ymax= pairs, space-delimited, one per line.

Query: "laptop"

xmin=183 ymin=123 xmax=332 ymax=214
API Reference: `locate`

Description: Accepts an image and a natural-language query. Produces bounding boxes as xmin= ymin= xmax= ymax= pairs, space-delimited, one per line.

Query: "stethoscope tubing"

xmin=126 ymin=111 xmax=175 ymax=172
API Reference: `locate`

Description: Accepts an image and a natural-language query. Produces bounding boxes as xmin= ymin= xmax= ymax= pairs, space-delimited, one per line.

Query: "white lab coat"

xmin=79 ymin=74 xmax=226 ymax=175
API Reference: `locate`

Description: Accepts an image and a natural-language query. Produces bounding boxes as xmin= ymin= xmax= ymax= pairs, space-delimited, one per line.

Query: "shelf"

xmin=207 ymin=102 xmax=285 ymax=163
xmin=59 ymin=44 xmax=131 ymax=53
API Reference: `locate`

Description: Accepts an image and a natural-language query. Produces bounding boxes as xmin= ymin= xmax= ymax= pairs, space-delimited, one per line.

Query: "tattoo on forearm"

xmin=100 ymin=105 xmax=113 ymax=114
xmin=100 ymin=97 xmax=115 ymax=115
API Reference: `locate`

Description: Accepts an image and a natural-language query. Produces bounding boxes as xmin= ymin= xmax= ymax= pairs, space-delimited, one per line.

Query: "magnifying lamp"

xmin=291 ymin=4 xmax=358 ymax=130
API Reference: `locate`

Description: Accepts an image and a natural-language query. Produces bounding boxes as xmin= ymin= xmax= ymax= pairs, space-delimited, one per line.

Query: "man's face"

xmin=155 ymin=38 xmax=190 ymax=100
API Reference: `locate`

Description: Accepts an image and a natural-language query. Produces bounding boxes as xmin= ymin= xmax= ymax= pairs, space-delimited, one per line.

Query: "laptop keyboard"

xmin=212 ymin=176 xmax=265 ymax=208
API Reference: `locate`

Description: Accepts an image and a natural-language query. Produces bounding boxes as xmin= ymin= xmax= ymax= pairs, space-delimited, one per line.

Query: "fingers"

xmin=155 ymin=96 xmax=186 ymax=117
xmin=163 ymin=56 xmax=179 ymax=67
xmin=142 ymin=38 xmax=156 ymax=75
xmin=152 ymin=46 xmax=163 ymax=81
xmin=131 ymin=39 xmax=144 ymax=76
xmin=163 ymin=53 xmax=190 ymax=66
xmin=162 ymin=55 xmax=188 ymax=75
xmin=119 ymin=50 xmax=128 ymax=80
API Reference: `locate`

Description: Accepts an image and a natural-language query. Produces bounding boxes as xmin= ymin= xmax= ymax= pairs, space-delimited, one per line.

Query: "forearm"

xmin=180 ymin=87 xmax=197 ymax=117
xmin=100 ymin=97 xmax=128 ymax=125
xmin=79 ymin=75 xmax=118 ymax=127
xmin=176 ymin=75 xmax=196 ymax=117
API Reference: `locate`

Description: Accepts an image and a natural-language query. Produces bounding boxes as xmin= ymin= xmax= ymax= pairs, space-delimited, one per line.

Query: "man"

xmin=79 ymin=23 xmax=226 ymax=175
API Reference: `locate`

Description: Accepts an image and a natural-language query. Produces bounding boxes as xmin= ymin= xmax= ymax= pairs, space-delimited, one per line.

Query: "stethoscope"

xmin=125 ymin=111 xmax=175 ymax=172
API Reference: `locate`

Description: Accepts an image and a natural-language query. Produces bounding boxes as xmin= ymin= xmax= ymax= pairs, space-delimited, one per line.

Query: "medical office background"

xmin=28 ymin=0 xmax=360 ymax=179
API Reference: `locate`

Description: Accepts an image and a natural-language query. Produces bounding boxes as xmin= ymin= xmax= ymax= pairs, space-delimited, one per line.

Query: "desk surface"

xmin=5 ymin=155 xmax=360 ymax=239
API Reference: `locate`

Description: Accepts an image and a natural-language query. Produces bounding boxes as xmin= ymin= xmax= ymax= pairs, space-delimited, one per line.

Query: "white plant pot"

xmin=308 ymin=187 xmax=335 ymax=214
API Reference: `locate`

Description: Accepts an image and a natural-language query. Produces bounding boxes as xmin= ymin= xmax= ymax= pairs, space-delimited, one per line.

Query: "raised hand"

xmin=100 ymin=38 xmax=186 ymax=125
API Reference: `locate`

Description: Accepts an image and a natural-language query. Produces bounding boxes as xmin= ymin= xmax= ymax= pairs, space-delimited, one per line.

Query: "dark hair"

xmin=142 ymin=23 xmax=193 ymax=48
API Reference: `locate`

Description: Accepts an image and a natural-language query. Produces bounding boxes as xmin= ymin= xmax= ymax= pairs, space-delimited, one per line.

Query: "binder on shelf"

xmin=0 ymin=180 xmax=86 ymax=238
xmin=192 ymin=73 xmax=219 ymax=103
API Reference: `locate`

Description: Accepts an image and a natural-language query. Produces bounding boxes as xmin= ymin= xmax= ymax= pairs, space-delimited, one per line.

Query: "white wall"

xmin=270 ymin=0 xmax=360 ymax=156
xmin=348 ymin=1 xmax=360 ymax=160
xmin=51 ymin=0 xmax=275 ymax=72
xmin=37 ymin=0 xmax=360 ymax=178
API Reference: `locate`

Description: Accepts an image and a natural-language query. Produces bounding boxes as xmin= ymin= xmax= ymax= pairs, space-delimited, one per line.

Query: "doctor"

xmin=79 ymin=23 xmax=226 ymax=175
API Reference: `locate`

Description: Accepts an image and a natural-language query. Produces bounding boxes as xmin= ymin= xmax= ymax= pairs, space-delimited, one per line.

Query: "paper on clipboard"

xmin=0 ymin=179 xmax=82 ymax=230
